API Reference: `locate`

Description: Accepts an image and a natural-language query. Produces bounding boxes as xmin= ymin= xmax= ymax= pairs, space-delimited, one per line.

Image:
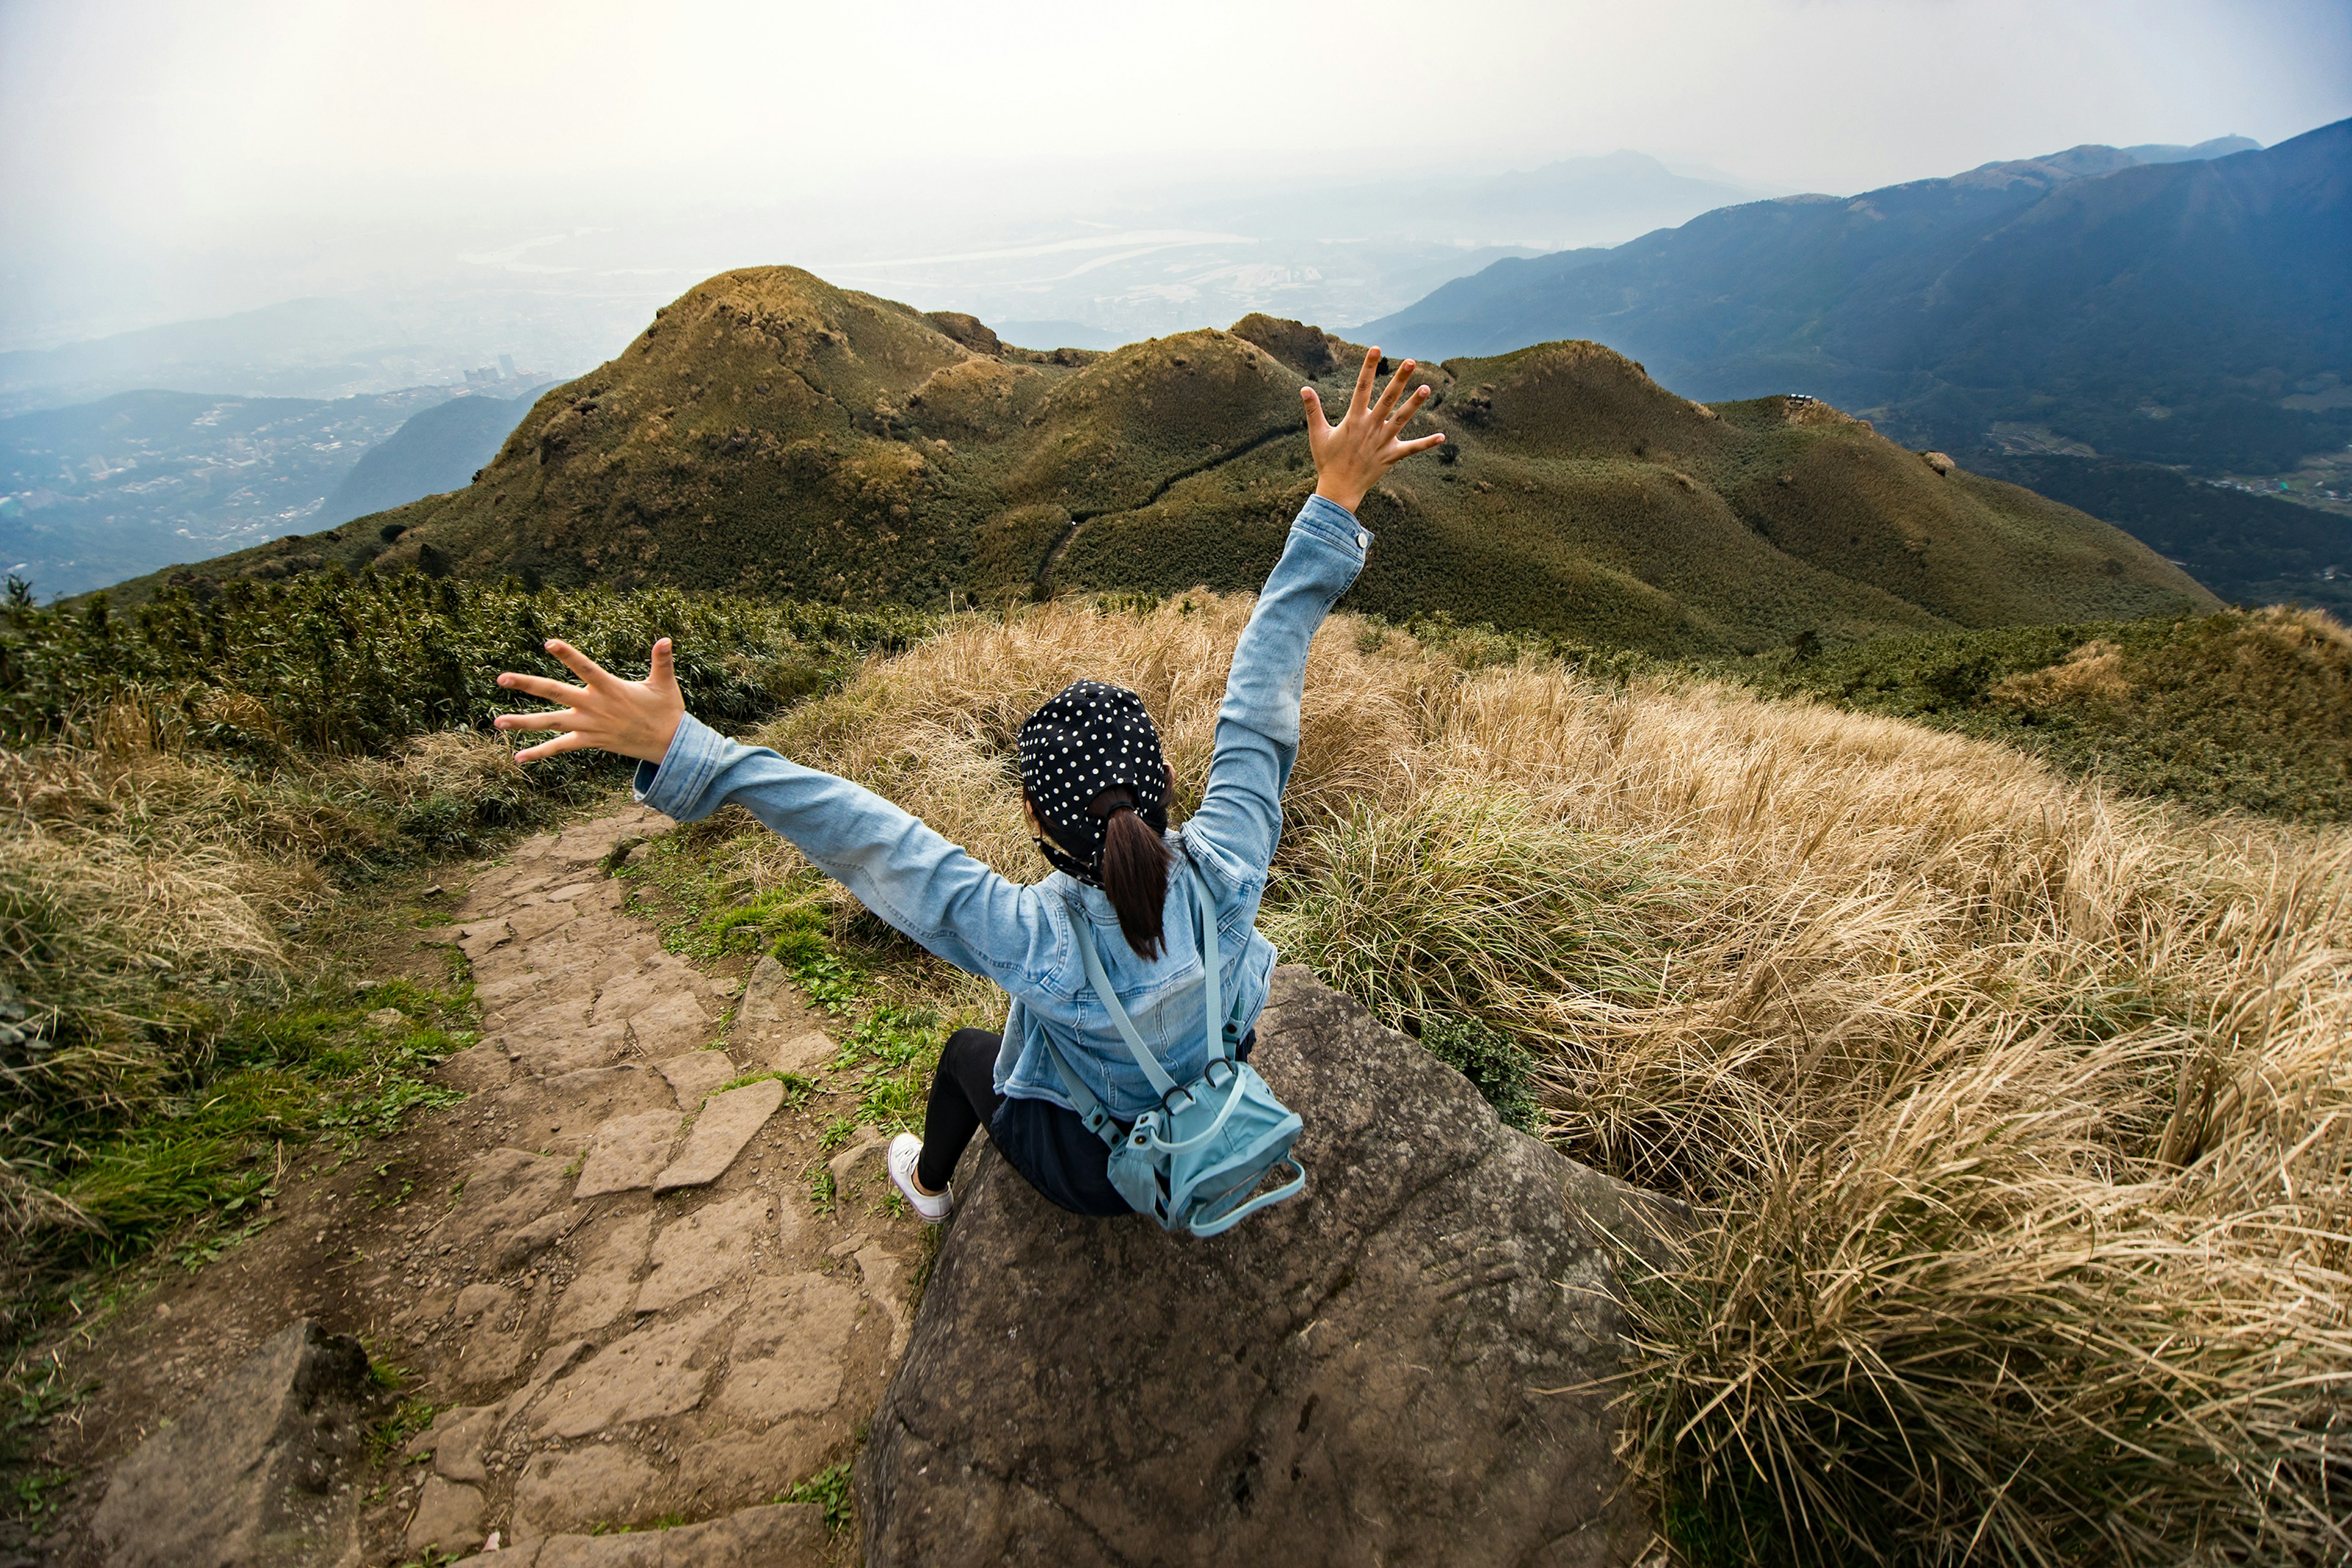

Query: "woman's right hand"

xmin=494 ymin=637 xmax=685 ymax=764
xmin=1300 ymin=346 xmax=1446 ymax=513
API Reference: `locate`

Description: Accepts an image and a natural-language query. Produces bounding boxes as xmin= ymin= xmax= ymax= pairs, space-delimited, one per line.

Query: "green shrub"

xmin=1417 ymin=1015 xmax=1539 ymax=1131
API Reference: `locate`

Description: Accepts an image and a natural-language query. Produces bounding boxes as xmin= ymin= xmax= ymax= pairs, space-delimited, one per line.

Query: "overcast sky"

xmin=4 ymin=0 xmax=2348 ymax=347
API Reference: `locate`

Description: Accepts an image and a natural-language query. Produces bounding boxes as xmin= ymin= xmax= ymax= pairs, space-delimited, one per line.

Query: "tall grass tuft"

xmin=738 ymin=590 xmax=2352 ymax=1565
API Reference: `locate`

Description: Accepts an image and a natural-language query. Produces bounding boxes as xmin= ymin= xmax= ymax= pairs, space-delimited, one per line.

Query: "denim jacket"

xmin=633 ymin=494 xmax=1370 ymax=1121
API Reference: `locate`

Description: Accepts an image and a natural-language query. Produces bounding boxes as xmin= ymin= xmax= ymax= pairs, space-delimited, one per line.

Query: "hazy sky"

xmin=4 ymin=0 xmax=2348 ymax=347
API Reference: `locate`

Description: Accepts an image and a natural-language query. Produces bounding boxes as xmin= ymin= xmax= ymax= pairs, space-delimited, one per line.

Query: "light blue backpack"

xmin=1040 ymin=861 xmax=1306 ymax=1238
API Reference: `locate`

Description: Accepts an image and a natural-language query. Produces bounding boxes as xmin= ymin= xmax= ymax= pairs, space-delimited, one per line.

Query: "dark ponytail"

xmin=1095 ymin=786 xmax=1172 ymax=960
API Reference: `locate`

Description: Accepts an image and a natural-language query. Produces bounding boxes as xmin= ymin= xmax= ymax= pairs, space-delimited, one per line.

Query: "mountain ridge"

xmin=101 ymin=266 xmax=2216 ymax=657
xmin=1363 ymin=123 xmax=2348 ymax=475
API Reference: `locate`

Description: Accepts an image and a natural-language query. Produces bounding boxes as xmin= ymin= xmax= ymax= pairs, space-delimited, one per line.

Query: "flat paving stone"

xmin=511 ymin=1445 xmax=662 ymax=1538
xmin=406 ymin=1476 xmax=486 ymax=1555
xmin=488 ymin=1066 xmax=672 ymax=1156
xmin=435 ymin=1152 xmax=571 ymax=1256
xmin=454 ymin=1503 xmax=825 ymax=1567
xmin=455 ymin=920 xmax=515 ymax=960
xmin=625 ymin=990 xmax=718 ymax=1057
xmin=408 ymin=1404 xmax=498 ymax=1485
xmin=655 ymin=1051 xmax=737 ymax=1108
xmin=549 ymin=1212 xmax=652 ymax=1337
xmin=637 ymin=1191 xmax=771 ymax=1315
xmin=530 ymin=1308 xmax=722 ymax=1439
xmin=773 ymin=1030 xmax=836 ymax=1075
xmin=573 ymin=1110 xmax=683 ymax=1198
xmin=716 ymin=1273 xmax=861 ymax=1423
xmin=653 ymin=1079 xmax=784 ymax=1192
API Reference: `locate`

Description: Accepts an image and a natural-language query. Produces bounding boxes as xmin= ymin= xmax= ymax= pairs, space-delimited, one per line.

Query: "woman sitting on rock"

xmin=494 ymin=349 xmax=1442 ymax=1221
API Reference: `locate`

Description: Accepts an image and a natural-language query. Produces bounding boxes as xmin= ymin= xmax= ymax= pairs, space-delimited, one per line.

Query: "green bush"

xmin=2 ymin=569 xmax=925 ymax=757
xmin=1417 ymin=1014 xmax=1539 ymax=1131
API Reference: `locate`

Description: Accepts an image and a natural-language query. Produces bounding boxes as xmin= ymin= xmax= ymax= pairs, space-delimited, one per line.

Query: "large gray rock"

xmin=91 ymin=1319 xmax=379 ymax=1568
xmin=857 ymin=967 xmax=1679 ymax=1567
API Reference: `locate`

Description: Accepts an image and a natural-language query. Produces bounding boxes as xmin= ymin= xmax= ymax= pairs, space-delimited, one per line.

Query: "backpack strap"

xmin=1038 ymin=1030 xmax=1122 ymax=1148
xmin=1070 ymin=911 xmax=1182 ymax=1100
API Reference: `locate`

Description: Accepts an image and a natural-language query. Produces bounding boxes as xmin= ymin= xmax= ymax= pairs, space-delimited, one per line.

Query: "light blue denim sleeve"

xmin=1185 ymin=494 xmax=1370 ymax=882
xmin=630 ymin=716 xmax=1061 ymax=989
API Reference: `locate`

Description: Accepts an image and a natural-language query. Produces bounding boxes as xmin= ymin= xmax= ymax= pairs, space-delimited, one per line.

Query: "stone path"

xmin=359 ymin=805 xmax=920 ymax=1564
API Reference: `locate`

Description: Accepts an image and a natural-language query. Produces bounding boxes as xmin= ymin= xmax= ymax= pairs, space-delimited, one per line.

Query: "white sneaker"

xmin=888 ymin=1133 xmax=952 ymax=1224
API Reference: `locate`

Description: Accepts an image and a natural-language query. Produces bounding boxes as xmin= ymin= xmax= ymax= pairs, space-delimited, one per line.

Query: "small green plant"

xmin=1417 ymin=1015 xmax=1539 ymax=1131
xmin=174 ymin=1214 xmax=274 ymax=1272
xmin=715 ymin=1070 xmax=818 ymax=1107
xmin=778 ymin=1459 xmax=854 ymax=1534
xmin=367 ymin=1396 xmax=442 ymax=1463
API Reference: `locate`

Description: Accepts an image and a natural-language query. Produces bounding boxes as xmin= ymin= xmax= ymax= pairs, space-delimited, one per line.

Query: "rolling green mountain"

xmin=109 ymin=267 xmax=2215 ymax=657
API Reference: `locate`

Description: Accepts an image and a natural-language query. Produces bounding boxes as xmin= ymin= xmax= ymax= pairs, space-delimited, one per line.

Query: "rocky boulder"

xmin=857 ymin=967 xmax=1681 ymax=1567
xmin=91 ymin=1319 xmax=379 ymax=1568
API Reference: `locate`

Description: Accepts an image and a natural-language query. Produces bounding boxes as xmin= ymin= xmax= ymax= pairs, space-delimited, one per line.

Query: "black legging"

xmin=916 ymin=1028 xmax=1005 ymax=1193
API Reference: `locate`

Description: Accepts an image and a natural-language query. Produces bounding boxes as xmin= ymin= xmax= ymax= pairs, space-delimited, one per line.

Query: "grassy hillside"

xmin=1721 ymin=606 xmax=2352 ymax=821
xmin=102 ymin=266 xmax=2216 ymax=657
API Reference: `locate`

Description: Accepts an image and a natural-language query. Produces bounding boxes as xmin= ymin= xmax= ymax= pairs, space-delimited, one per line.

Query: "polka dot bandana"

xmin=1016 ymin=680 xmax=1169 ymax=884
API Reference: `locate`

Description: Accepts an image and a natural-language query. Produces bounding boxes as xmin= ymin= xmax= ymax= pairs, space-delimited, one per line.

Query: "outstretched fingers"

xmin=1394 ymin=431 xmax=1447 ymax=457
xmin=1300 ymin=385 xmax=1329 ymax=431
xmin=495 ymin=705 xmax=581 ymax=735
xmin=1384 ymin=382 xmax=1433 ymax=432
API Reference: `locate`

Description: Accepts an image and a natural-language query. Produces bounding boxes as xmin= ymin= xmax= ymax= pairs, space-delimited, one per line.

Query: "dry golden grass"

xmin=736 ymin=591 xmax=2352 ymax=1565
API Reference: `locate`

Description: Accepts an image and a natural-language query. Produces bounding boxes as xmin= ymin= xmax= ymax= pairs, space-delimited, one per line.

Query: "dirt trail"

xmin=42 ymin=807 xmax=929 ymax=1566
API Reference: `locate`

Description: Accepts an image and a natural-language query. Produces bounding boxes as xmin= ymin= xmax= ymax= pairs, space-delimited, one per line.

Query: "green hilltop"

xmin=113 ymin=266 xmax=2217 ymax=656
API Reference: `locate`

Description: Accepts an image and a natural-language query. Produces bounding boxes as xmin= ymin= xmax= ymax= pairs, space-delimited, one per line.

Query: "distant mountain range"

xmin=115 ymin=268 xmax=2214 ymax=658
xmin=1362 ymin=124 xmax=2351 ymax=609
xmin=1362 ymin=132 xmax=2323 ymax=467
xmin=0 ymin=384 xmax=549 ymax=597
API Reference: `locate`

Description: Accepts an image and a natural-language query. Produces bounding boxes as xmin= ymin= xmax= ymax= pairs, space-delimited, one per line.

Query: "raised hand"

xmin=1299 ymin=346 xmax=1446 ymax=513
xmin=493 ymin=638 xmax=685 ymax=765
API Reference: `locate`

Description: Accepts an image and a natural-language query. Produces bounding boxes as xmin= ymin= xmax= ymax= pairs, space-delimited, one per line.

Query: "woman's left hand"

xmin=494 ymin=638 xmax=684 ymax=764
